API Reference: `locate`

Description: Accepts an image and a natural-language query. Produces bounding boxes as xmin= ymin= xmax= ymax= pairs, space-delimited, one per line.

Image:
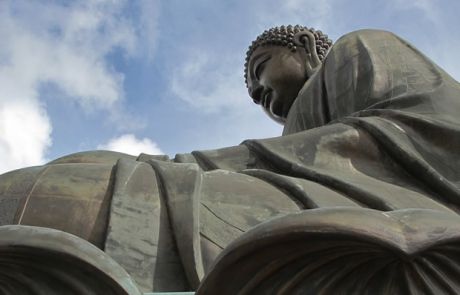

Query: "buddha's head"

xmin=244 ymin=25 xmax=332 ymax=124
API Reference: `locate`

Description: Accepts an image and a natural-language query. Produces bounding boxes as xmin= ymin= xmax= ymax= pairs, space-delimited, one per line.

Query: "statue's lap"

xmin=0 ymin=162 xmax=114 ymax=249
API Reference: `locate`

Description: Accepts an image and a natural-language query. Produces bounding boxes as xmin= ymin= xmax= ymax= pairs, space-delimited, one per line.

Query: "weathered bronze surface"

xmin=0 ymin=27 xmax=460 ymax=294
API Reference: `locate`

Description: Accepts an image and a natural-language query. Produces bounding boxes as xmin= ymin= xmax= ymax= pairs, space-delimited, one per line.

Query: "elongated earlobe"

xmin=293 ymin=31 xmax=322 ymax=78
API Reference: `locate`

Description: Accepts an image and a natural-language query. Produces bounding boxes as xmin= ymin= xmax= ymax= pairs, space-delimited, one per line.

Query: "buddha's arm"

xmin=46 ymin=150 xmax=137 ymax=165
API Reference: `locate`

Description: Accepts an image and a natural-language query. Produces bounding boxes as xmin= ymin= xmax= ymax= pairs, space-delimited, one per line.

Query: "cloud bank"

xmin=97 ymin=134 xmax=163 ymax=156
xmin=0 ymin=0 xmax=159 ymax=172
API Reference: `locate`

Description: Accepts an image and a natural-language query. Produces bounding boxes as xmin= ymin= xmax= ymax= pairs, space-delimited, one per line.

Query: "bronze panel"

xmin=19 ymin=163 xmax=115 ymax=248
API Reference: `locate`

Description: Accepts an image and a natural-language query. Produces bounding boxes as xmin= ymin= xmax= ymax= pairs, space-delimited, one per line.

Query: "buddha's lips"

xmin=260 ymin=88 xmax=272 ymax=109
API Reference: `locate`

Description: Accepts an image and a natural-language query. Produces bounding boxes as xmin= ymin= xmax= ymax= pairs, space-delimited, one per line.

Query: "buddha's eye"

xmin=255 ymin=56 xmax=271 ymax=80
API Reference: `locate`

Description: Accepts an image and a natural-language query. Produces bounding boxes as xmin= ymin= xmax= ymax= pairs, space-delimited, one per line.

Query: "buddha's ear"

xmin=293 ymin=30 xmax=321 ymax=77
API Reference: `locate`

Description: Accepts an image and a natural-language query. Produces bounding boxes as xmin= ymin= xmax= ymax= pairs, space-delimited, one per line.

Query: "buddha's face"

xmin=247 ymin=45 xmax=309 ymax=124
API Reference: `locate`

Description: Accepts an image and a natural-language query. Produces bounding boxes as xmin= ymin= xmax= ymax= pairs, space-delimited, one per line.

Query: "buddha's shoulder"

xmin=334 ymin=29 xmax=404 ymax=48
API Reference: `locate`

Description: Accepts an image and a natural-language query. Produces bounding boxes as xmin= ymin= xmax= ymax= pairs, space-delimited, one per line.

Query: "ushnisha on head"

xmin=245 ymin=25 xmax=333 ymax=124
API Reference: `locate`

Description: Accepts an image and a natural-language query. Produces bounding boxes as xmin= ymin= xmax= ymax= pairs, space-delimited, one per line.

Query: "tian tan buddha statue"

xmin=0 ymin=25 xmax=460 ymax=295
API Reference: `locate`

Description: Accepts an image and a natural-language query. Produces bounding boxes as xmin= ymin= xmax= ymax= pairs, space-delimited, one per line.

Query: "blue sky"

xmin=0 ymin=0 xmax=459 ymax=173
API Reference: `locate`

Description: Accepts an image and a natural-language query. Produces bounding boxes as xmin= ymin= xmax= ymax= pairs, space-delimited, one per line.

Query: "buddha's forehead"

xmin=248 ymin=45 xmax=292 ymax=74
xmin=249 ymin=46 xmax=288 ymax=62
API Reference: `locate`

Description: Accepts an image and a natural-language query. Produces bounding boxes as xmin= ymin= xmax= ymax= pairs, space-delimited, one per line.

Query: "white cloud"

xmin=0 ymin=0 xmax=161 ymax=172
xmin=0 ymin=101 xmax=52 ymax=174
xmin=171 ymin=51 xmax=249 ymax=113
xmin=97 ymin=134 xmax=163 ymax=155
xmin=0 ymin=0 xmax=135 ymax=111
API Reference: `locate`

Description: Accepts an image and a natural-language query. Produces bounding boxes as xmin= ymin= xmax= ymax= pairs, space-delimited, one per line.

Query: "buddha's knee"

xmin=0 ymin=162 xmax=115 ymax=249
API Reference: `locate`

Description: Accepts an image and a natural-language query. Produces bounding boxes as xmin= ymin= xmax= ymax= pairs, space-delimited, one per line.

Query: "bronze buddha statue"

xmin=1 ymin=25 xmax=460 ymax=294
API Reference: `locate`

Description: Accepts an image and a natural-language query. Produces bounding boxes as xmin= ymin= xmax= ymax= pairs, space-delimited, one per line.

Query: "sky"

xmin=0 ymin=0 xmax=459 ymax=173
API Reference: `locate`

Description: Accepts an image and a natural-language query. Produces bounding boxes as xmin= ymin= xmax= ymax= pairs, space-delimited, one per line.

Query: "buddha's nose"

xmin=250 ymin=85 xmax=263 ymax=104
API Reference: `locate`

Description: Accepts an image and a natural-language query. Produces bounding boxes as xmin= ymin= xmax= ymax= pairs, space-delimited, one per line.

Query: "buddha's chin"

xmin=270 ymin=99 xmax=284 ymax=118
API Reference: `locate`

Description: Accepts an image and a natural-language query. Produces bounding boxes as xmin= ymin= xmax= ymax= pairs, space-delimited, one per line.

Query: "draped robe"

xmin=1 ymin=29 xmax=459 ymax=294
